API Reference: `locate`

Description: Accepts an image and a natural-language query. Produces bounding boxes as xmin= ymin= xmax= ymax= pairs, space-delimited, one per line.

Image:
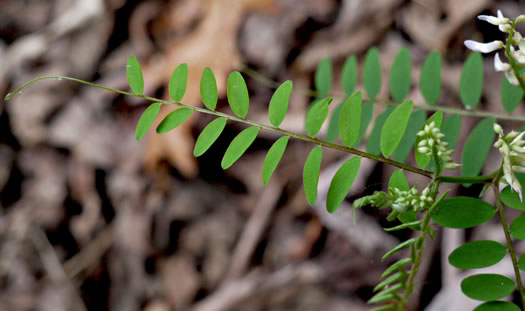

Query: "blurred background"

xmin=1 ymin=0 xmax=525 ymax=310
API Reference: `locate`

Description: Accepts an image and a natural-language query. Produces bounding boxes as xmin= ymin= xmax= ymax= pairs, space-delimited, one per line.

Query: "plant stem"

xmin=504 ymin=21 xmax=525 ymax=93
xmin=493 ymin=184 xmax=525 ymax=309
xmin=241 ymin=66 xmax=525 ymax=123
xmin=437 ymin=170 xmax=499 ymax=184
xmin=4 ymin=76 xmax=434 ymax=177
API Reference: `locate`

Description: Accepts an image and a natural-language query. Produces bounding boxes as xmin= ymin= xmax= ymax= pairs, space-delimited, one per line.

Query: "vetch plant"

xmin=6 ymin=11 xmax=525 ymax=311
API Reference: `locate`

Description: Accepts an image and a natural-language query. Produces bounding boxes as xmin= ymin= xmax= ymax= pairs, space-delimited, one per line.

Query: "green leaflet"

xmin=363 ymin=47 xmax=381 ymax=100
xmin=414 ymin=111 xmax=443 ymax=169
xmin=227 ymin=71 xmax=250 ymax=118
xmin=354 ymin=101 xmax=374 ymax=147
xmin=374 ymin=272 xmax=402 ymax=292
xmin=461 ymin=274 xmax=515 ymax=301
xmin=510 ymin=214 xmax=525 ymax=239
xmin=461 ymin=118 xmax=495 ymax=178
xmin=341 ymin=55 xmax=358 ymax=96
xmin=325 ymin=101 xmax=344 ymax=142
xmin=393 ymin=110 xmax=426 ymax=163
xmin=315 ymin=58 xmax=332 ymax=98
xmin=380 ymin=100 xmax=414 ymax=158
xmin=501 ymin=76 xmax=524 ymax=113
xmin=339 ymin=92 xmax=362 ymax=147
xmin=474 ymin=301 xmax=521 ymax=311
xmin=262 ymin=136 xmax=289 ymax=186
xmin=389 ymin=47 xmax=411 ymax=102
xmin=326 ymin=157 xmax=361 ymax=213
xmin=221 ymin=127 xmax=259 ymax=169
xmin=381 ymin=258 xmax=412 ymax=278
xmin=194 ymin=118 xmax=227 ymax=157
xmin=200 ymin=67 xmax=218 ymax=110
xmin=135 ymin=102 xmax=161 ymax=140
xmin=501 ymin=182 xmax=525 ymax=211
xmin=460 ymin=52 xmax=483 ymax=109
xmin=382 ymin=238 xmax=416 ymax=260
xmin=419 ymin=51 xmax=441 ymax=106
xmin=519 ymin=253 xmax=525 ymax=271
xmin=268 ymin=80 xmax=293 ymax=127
xmin=126 ymin=56 xmax=144 ymax=95
xmin=431 ymin=197 xmax=495 ymax=229
xmin=169 ymin=63 xmax=188 ymax=102
xmin=370 ymin=304 xmax=397 ymax=311
xmin=448 ymin=240 xmax=506 ymax=269
xmin=303 ymin=146 xmax=322 ymax=206
xmin=156 ymin=108 xmax=192 ymax=134
xmin=367 ymin=106 xmax=394 ymax=155
xmin=440 ymin=114 xmax=462 ymax=150
xmin=389 ymin=170 xmax=409 ymax=191
xmin=306 ymin=98 xmax=332 ymax=137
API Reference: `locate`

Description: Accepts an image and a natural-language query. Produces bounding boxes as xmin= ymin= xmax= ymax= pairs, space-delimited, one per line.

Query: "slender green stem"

xmin=493 ymin=183 xmax=525 ymax=309
xmin=4 ymin=76 xmax=434 ymax=177
xmin=505 ymin=21 xmax=525 ymax=93
xmin=437 ymin=170 xmax=500 ymax=185
xmin=241 ymin=66 xmax=525 ymax=123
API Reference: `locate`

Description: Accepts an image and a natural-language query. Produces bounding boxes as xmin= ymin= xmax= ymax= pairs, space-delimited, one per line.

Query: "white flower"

xmin=464 ymin=40 xmax=504 ymax=53
xmin=494 ymin=53 xmax=511 ymax=72
xmin=417 ymin=122 xmax=460 ymax=170
xmin=494 ymin=123 xmax=525 ymax=201
xmin=505 ymin=71 xmax=520 ymax=86
xmin=517 ymin=15 xmax=525 ymax=23
xmin=478 ymin=11 xmax=510 ymax=25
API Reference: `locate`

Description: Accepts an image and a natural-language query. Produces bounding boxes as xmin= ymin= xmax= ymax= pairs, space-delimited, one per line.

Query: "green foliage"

xmin=501 ymin=183 xmax=525 ymax=211
xmin=380 ymin=100 xmax=414 ymax=158
xmin=501 ymin=76 xmax=523 ymax=113
xmin=135 ymin=102 xmax=161 ymax=140
xmin=325 ymin=101 xmax=344 ymax=142
xmin=194 ymin=118 xmax=227 ymax=157
xmin=461 ymin=118 xmax=495 ymax=178
xmin=440 ymin=114 xmax=462 ymax=149
xmin=431 ymin=197 xmax=495 ymax=228
xmin=303 ymin=146 xmax=322 ymax=206
xmin=354 ymin=101 xmax=374 ymax=147
xmin=339 ymin=92 xmax=362 ymax=147
xmin=306 ymin=98 xmax=331 ymax=137
xmin=461 ymin=274 xmax=515 ymax=301
xmin=448 ymin=240 xmax=506 ymax=269
xmin=169 ymin=63 xmax=188 ymax=102
xmin=156 ymin=108 xmax=192 ymax=134
xmin=419 ymin=51 xmax=441 ymax=106
xmin=510 ymin=214 xmax=525 ymax=239
xmin=315 ymin=58 xmax=332 ymax=98
xmin=126 ymin=56 xmax=144 ymax=95
xmin=227 ymin=72 xmax=250 ymax=118
xmin=389 ymin=47 xmax=411 ymax=102
xmin=460 ymin=53 xmax=484 ymax=109
xmin=262 ymin=136 xmax=289 ymax=185
xmin=474 ymin=302 xmax=521 ymax=311
xmin=388 ymin=170 xmax=409 ymax=191
xmin=367 ymin=107 xmax=394 ymax=155
xmin=341 ymin=55 xmax=358 ymax=96
xmin=200 ymin=67 xmax=218 ymax=110
xmin=393 ymin=110 xmax=426 ymax=163
xmin=326 ymin=157 xmax=361 ymax=213
xmin=363 ymin=47 xmax=381 ymax=100
xmin=269 ymin=80 xmax=293 ymax=127
xmin=221 ymin=126 xmax=259 ymax=169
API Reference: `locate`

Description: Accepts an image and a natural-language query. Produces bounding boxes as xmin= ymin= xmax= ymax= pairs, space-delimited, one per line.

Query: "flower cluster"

xmin=416 ymin=122 xmax=461 ymax=170
xmin=353 ymin=186 xmax=434 ymax=219
xmin=464 ymin=10 xmax=525 ymax=87
xmin=494 ymin=123 xmax=525 ymax=201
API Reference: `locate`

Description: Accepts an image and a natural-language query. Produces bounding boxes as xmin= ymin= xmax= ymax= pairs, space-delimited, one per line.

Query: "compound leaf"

xmin=363 ymin=47 xmax=381 ymax=99
xmin=341 ymin=55 xmax=358 ymax=95
xmin=127 ymin=56 xmax=144 ymax=94
xmin=461 ymin=118 xmax=495 ymax=178
xmin=169 ymin=63 xmax=188 ymax=102
xmin=461 ymin=274 xmax=515 ymax=301
xmin=460 ymin=52 xmax=483 ymax=109
xmin=431 ymin=197 xmax=495 ymax=229
xmin=419 ymin=51 xmax=441 ymax=106
xmin=303 ymin=146 xmax=322 ymax=205
xmin=227 ymin=72 xmax=250 ymax=118
xmin=306 ymin=98 xmax=331 ymax=137
xmin=389 ymin=47 xmax=411 ymax=102
xmin=156 ymin=108 xmax=192 ymax=134
xmin=262 ymin=136 xmax=289 ymax=185
xmin=221 ymin=127 xmax=259 ymax=169
xmin=448 ymin=240 xmax=506 ymax=269
xmin=339 ymin=92 xmax=362 ymax=147
xmin=326 ymin=157 xmax=361 ymax=213
xmin=200 ymin=67 xmax=218 ymax=110
xmin=380 ymin=100 xmax=414 ymax=158
xmin=194 ymin=118 xmax=227 ymax=157
xmin=269 ymin=80 xmax=293 ymax=127
xmin=315 ymin=58 xmax=332 ymax=98
xmin=135 ymin=102 xmax=161 ymax=140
